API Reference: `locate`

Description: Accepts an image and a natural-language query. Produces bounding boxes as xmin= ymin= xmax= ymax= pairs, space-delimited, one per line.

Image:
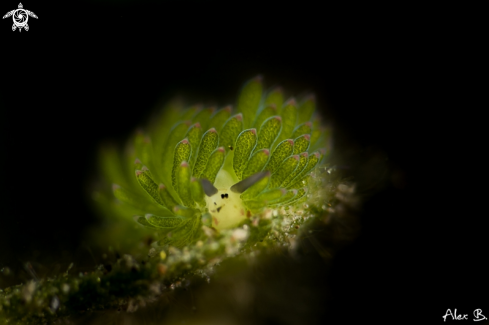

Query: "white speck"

xmin=62 ymin=284 xmax=70 ymax=294
xmin=232 ymin=228 xmax=249 ymax=242
xmin=51 ymin=296 xmax=60 ymax=312
xmin=21 ymin=280 xmax=36 ymax=303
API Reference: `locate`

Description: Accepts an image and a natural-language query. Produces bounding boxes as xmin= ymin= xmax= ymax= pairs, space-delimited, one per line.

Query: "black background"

xmin=0 ymin=2 xmax=485 ymax=324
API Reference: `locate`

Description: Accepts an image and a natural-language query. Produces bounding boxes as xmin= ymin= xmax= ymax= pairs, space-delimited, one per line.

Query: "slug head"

xmin=203 ymin=170 xmax=268 ymax=230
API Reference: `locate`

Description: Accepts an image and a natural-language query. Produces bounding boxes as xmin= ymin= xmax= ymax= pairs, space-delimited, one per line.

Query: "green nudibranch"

xmin=96 ymin=76 xmax=331 ymax=247
xmin=0 ymin=77 xmax=347 ymax=325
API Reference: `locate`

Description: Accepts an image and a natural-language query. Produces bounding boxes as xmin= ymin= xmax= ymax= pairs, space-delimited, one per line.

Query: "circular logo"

xmin=13 ymin=9 xmax=27 ymax=27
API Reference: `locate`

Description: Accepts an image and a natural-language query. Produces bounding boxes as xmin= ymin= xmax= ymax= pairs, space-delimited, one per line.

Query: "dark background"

xmin=0 ymin=2 xmax=485 ymax=324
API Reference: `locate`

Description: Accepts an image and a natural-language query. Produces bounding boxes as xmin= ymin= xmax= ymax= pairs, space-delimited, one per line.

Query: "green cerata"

xmin=95 ymin=76 xmax=332 ymax=248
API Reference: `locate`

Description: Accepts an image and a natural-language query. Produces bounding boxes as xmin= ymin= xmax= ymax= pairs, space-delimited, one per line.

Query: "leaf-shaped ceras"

xmin=192 ymin=128 xmax=218 ymax=178
xmin=233 ymin=129 xmax=257 ymax=180
xmin=171 ymin=138 xmax=191 ymax=192
xmin=255 ymin=116 xmax=282 ymax=152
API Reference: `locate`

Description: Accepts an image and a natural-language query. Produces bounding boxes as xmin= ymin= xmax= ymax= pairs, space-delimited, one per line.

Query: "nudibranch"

xmin=96 ymin=76 xmax=331 ymax=247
